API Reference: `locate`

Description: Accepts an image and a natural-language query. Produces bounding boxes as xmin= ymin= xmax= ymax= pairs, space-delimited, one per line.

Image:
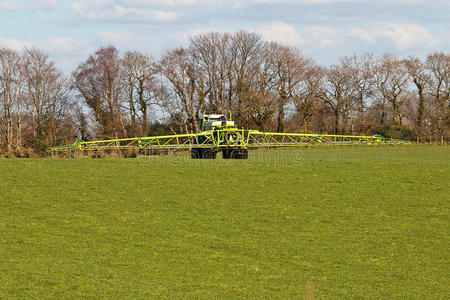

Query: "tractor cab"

xmin=193 ymin=113 xmax=247 ymax=159
xmin=200 ymin=114 xmax=236 ymax=131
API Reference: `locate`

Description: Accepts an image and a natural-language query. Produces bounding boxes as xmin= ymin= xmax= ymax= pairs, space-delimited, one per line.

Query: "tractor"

xmin=47 ymin=112 xmax=408 ymax=158
xmin=191 ymin=113 xmax=248 ymax=159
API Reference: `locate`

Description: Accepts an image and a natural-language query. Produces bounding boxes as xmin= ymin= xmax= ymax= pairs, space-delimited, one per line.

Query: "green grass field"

xmin=0 ymin=145 xmax=449 ymax=298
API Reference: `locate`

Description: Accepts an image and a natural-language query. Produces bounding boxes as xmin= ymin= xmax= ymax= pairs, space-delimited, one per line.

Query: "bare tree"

xmin=230 ymin=31 xmax=264 ymax=127
xmin=293 ymin=65 xmax=324 ymax=132
xmin=341 ymin=54 xmax=375 ymax=132
xmin=159 ymin=47 xmax=204 ymax=133
xmin=122 ymin=51 xmax=158 ymax=136
xmin=23 ymin=48 xmax=72 ymax=149
xmin=189 ymin=32 xmax=233 ymax=113
xmin=15 ymin=61 xmax=25 ymax=150
xmin=0 ymin=48 xmax=23 ymax=152
xmin=374 ymin=55 xmax=410 ymax=126
xmin=426 ymin=52 xmax=450 ymax=139
xmin=73 ymin=46 xmax=126 ymax=139
xmin=404 ymin=56 xmax=431 ymax=131
xmin=271 ymin=43 xmax=311 ymax=132
xmin=318 ymin=64 xmax=359 ymax=134
xmin=46 ymin=76 xmax=72 ymax=146
xmin=246 ymin=46 xmax=278 ymax=131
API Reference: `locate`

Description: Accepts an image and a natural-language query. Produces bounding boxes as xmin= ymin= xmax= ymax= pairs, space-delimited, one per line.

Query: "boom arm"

xmin=47 ymin=129 xmax=406 ymax=153
xmin=48 ymin=132 xmax=213 ymax=152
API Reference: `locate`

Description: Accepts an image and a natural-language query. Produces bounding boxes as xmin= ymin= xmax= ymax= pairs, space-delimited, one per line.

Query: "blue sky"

xmin=0 ymin=0 xmax=449 ymax=73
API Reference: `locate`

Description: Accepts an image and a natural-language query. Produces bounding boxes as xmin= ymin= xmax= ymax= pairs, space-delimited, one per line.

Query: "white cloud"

xmin=95 ymin=31 xmax=168 ymax=61
xmin=108 ymin=0 xmax=450 ymax=5
xmin=0 ymin=1 xmax=24 ymax=11
xmin=0 ymin=36 xmax=91 ymax=75
xmin=71 ymin=0 xmax=179 ymax=22
xmin=0 ymin=0 xmax=60 ymax=12
xmin=176 ymin=22 xmax=442 ymax=63
xmin=102 ymin=0 xmax=248 ymax=9
xmin=257 ymin=22 xmax=303 ymax=46
xmin=117 ymin=0 xmax=207 ymax=6
xmin=349 ymin=23 xmax=440 ymax=51
xmin=0 ymin=36 xmax=89 ymax=54
xmin=303 ymin=25 xmax=338 ymax=47
xmin=97 ymin=31 xmax=160 ymax=50
xmin=151 ymin=11 xmax=179 ymax=21
xmin=0 ymin=38 xmax=33 ymax=50
xmin=252 ymin=0 xmax=448 ymax=3
xmin=40 ymin=37 xmax=89 ymax=54
xmin=75 ymin=0 xmax=427 ymax=17
xmin=98 ymin=32 xmax=136 ymax=45
xmin=31 ymin=0 xmax=60 ymax=11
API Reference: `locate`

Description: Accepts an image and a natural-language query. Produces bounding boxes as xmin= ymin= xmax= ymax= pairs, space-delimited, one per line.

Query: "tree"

xmin=159 ymin=47 xmax=204 ymax=133
xmin=24 ymin=48 xmax=72 ymax=149
xmin=231 ymin=31 xmax=264 ymax=127
xmin=318 ymin=64 xmax=359 ymax=134
xmin=189 ymin=32 xmax=233 ymax=113
xmin=73 ymin=46 xmax=126 ymax=139
xmin=292 ymin=65 xmax=323 ymax=132
xmin=244 ymin=45 xmax=277 ymax=131
xmin=122 ymin=51 xmax=158 ymax=136
xmin=271 ymin=43 xmax=311 ymax=132
xmin=341 ymin=54 xmax=375 ymax=131
xmin=374 ymin=55 xmax=410 ymax=126
xmin=0 ymin=48 xmax=23 ymax=152
xmin=426 ymin=52 xmax=450 ymax=139
xmin=404 ymin=56 xmax=431 ymax=131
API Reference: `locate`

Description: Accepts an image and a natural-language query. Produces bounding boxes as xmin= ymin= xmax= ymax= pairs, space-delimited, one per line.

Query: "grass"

xmin=0 ymin=145 xmax=449 ymax=298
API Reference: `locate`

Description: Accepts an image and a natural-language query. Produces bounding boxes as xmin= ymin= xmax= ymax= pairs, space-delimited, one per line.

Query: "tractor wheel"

xmin=240 ymin=149 xmax=248 ymax=159
xmin=230 ymin=148 xmax=248 ymax=159
xmin=222 ymin=149 xmax=231 ymax=159
xmin=202 ymin=149 xmax=217 ymax=159
xmin=191 ymin=148 xmax=203 ymax=159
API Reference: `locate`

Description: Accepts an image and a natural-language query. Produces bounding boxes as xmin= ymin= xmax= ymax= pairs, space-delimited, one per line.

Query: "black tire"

xmin=202 ymin=149 xmax=217 ymax=159
xmin=191 ymin=148 xmax=203 ymax=159
xmin=222 ymin=149 xmax=231 ymax=159
xmin=230 ymin=149 xmax=238 ymax=159
xmin=240 ymin=149 xmax=248 ymax=159
xmin=230 ymin=148 xmax=248 ymax=159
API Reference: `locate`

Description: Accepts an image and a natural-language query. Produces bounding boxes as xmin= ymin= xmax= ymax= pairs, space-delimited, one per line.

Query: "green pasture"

xmin=0 ymin=145 xmax=449 ymax=298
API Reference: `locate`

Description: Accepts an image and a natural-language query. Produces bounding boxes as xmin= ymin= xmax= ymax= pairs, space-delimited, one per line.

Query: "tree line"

xmin=0 ymin=31 xmax=449 ymax=156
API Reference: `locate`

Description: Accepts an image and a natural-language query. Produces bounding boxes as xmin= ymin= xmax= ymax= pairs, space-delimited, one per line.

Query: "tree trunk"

xmin=128 ymin=78 xmax=137 ymax=137
xmin=142 ymin=105 xmax=148 ymax=136
xmin=334 ymin=109 xmax=340 ymax=135
xmin=4 ymin=79 xmax=13 ymax=152
xmin=359 ymin=95 xmax=365 ymax=128
xmin=392 ymin=100 xmax=399 ymax=126
xmin=16 ymin=99 xmax=22 ymax=150
xmin=416 ymin=85 xmax=425 ymax=128
xmin=277 ymin=101 xmax=285 ymax=133
xmin=5 ymin=103 xmax=13 ymax=152
xmin=137 ymin=80 xmax=148 ymax=136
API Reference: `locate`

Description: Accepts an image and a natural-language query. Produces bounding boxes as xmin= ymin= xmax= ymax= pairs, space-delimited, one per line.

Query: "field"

xmin=0 ymin=145 xmax=449 ymax=298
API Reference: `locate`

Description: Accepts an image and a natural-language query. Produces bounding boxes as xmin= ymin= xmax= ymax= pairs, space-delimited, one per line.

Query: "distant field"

xmin=0 ymin=145 xmax=449 ymax=298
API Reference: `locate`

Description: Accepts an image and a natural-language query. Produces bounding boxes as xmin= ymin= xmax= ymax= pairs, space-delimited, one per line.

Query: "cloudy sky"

xmin=0 ymin=0 xmax=448 ymax=73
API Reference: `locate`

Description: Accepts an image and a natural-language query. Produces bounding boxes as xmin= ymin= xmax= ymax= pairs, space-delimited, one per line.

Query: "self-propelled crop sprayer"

xmin=47 ymin=113 xmax=407 ymax=159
